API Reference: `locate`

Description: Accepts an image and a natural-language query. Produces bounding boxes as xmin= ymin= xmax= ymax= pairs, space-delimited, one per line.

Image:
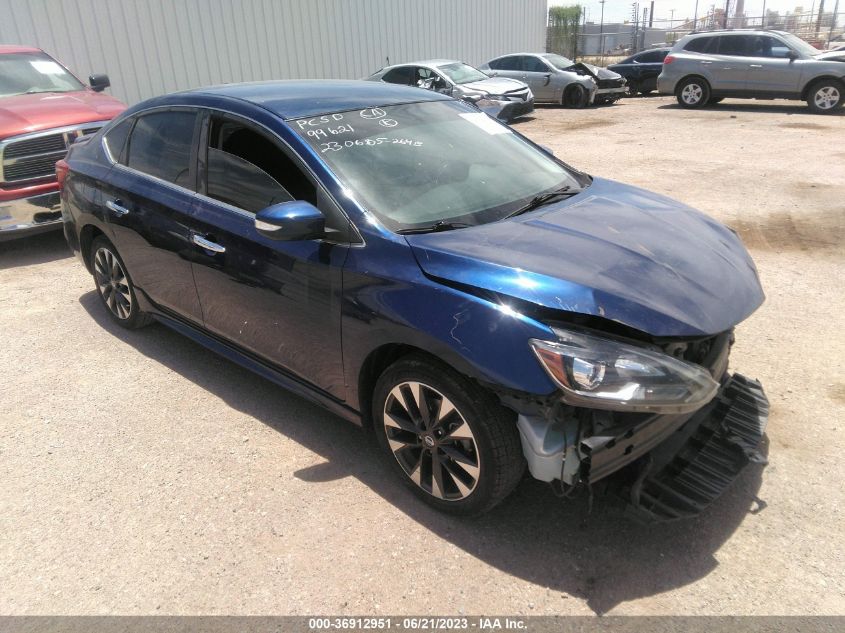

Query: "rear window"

xmin=684 ymin=36 xmax=714 ymax=53
xmin=127 ymin=111 xmax=197 ymax=188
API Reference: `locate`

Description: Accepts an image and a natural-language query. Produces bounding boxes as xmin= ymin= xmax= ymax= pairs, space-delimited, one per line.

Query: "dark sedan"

xmin=60 ymin=80 xmax=768 ymax=519
xmin=607 ymin=48 xmax=671 ymax=95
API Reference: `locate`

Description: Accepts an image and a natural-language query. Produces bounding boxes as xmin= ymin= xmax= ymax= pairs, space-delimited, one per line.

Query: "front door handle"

xmin=106 ymin=199 xmax=129 ymax=216
xmin=700 ymin=61 xmax=713 ymax=65
xmin=749 ymin=64 xmax=763 ymax=68
xmin=192 ymin=234 xmax=226 ymax=253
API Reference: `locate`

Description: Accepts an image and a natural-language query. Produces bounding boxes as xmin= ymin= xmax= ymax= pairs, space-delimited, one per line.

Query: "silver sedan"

xmin=366 ymin=60 xmax=534 ymax=122
xmin=480 ymin=53 xmax=627 ymax=107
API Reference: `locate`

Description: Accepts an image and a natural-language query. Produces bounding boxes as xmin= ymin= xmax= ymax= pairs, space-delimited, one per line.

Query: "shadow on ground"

xmin=0 ymin=231 xmax=71 ymax=270
xmin=77 ymin=290 xmax=767 ymax=614
xmin=658 ymin=101 xmax=845 ymax=116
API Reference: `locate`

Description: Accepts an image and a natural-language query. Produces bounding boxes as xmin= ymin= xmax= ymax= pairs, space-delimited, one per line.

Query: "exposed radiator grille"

xmin=0 ymin=123 xmax=106 ymax=184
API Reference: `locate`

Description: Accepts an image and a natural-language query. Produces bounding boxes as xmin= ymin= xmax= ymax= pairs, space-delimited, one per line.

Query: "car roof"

xmin=383 ymin=59 xmax=462 ymax=69
xmin=0 ymin=45 xmax=43 ymax=54
xmin=189 ymin=79 xmax=452 ymax=120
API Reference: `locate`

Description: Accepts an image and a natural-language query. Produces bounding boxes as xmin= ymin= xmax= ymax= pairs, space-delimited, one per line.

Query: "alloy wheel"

xmin=814 ymin=86 xmax=840 ymax=110
xmin=681 ymin=83 xmax=703 ymax=105
xmin=382 ymin=381 xmax=481 ymax=501
xmin=94 ymin=247 xmax=132 ymax=320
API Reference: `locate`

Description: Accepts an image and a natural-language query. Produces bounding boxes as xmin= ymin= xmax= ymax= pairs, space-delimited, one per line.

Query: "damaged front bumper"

xmin=516 ymin=373 xmax=768 ymax=521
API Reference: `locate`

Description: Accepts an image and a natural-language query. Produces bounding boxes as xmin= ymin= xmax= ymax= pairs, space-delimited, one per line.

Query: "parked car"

xmin=658 ymin=30 xmax=845 ymax=113
xmin=366 ymin=60 xmax=533 ymax=122
xmin=0 ymin=45 xmax=125 ymax=240
xmin=607 ymin=48 xmax=671 ymax=95
xmin=62 ymin=81 xmax=768 ymax=519
xmin=480 ymin=53 xmax=627 ymax=106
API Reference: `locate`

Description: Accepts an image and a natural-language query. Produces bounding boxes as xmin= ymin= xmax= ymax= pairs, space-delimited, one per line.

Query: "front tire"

xmin=91 ymin=236 xmax=152 ymax=329
xmin=372 ymin=355 xmax=525 ymax=515
xmin=806 ymin=79 xmax=843 ymax=114
xmin=562 ymin=84 xmax=588 ymax=108
xmin=676 ymin=77 xmax=710 ymax=108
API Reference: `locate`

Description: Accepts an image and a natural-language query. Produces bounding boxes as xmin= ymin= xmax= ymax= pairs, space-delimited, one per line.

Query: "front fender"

xmin=340 ymin=236 xmax=558 ymax=412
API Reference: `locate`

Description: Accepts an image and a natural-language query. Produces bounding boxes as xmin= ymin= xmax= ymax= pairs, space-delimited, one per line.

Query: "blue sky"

xmin=549 ymin=1 xmax=820 ymax=26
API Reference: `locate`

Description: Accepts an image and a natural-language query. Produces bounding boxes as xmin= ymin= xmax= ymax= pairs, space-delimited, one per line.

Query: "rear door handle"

xmin=700 ymin=61 xmax=713 ymax=65
xmin=749 ymin=64 xmax=763 ymax=68
xmin=106 ymin=199 xmax=129 ymax=216
xmin=192 ymin=234 xmax=226 ymax=253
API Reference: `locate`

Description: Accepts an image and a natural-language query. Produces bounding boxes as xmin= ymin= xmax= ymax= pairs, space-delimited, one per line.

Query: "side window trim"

xmin=195 ymin=107 xmax=362 ymax=245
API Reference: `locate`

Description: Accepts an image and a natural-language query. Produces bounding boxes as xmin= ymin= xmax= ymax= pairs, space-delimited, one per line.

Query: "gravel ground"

xmin=1 ymin=95 xmax=843 ymax=616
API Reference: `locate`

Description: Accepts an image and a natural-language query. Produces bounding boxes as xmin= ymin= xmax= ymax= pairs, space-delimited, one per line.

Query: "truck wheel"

xmin=806 ymin=79 xmax=843 ymax=114
xmin=372 ymin=354 xmax=525 ymax=515
xmin=676 ymin=77 xmax=710 ymax=108
xmin=91 ymin=236 xmax=153 ymax=329
xmin=562 ymin=84 xmax=588 ymax=108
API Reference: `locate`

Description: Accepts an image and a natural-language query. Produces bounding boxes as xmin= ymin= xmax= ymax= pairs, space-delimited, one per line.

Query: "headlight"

xmin=530 ymin=328 xmax=719 ymax=413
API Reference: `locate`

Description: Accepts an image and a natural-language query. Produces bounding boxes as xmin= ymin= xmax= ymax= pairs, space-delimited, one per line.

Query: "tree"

xmin=547 ymin=5 xmax=583 ymax=59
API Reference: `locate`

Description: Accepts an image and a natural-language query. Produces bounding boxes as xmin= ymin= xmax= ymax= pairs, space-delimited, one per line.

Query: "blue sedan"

xmin=61 ymin=80 xmax=768 ymax=518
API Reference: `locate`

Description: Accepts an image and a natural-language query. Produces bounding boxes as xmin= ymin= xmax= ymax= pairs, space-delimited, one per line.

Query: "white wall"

xmin=0 ymin=0 xmax=547 ymax=104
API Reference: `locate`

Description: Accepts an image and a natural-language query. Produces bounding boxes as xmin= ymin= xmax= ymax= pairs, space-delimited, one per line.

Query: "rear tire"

xmin=806 ymin=79 xmax=843 ymax=114
xmin=372 ymin=354 xmax=525 ymax=515
xmin=676 ymin=77 xmax=710 ymax=108
xmin=90 ymin=236 xmax=153 ymax=329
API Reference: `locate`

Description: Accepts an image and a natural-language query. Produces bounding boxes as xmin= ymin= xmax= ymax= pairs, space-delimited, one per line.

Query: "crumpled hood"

xmin=569 ymin=62 xmax=623 ymax=81
xmin=0 ymin=90 xmax=126 ymax=140
xmin=406 ymin=178 xmax=765 ymax=337
xmin=459 ymin=76 xmax=528 ymax=95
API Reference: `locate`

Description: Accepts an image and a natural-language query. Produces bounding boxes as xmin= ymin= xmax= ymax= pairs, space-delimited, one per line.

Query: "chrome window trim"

xmin=0 ymin=119 xmax=111 ymax=183
xmin=101 ymin=103 xmax=363 ymax=246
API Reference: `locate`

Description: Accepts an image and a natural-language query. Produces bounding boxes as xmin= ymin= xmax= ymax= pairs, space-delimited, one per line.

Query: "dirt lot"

xmin=1 ymin=95 xmax=843 ymax=616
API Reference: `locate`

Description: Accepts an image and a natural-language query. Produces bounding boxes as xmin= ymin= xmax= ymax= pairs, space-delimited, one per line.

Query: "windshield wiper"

xmin=396 ymin=221 xmax=472 ymax=235
xmin=503 ymin=186 xmax=580 ymax=219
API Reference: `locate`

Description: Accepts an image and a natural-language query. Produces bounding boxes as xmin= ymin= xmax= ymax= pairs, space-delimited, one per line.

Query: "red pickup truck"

xmin=0 ymin=46 xmax=126 ymax=240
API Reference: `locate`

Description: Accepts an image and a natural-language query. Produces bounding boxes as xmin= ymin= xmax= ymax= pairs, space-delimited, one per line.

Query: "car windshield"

xmin=436 ymin=63 xmax=489 ymax=84
xmin=779 ymin=32 xmax=820 ymax=56
xmin=292 ymin=100 xmax=584 ymax=232
xmin=543 ymin=54 xmax=575 ymax=70
xmin=0 ymin=52 xmax=85 ymax=98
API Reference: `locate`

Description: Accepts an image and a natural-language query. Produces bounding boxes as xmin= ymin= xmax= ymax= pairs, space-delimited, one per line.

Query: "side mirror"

xmin=787 ymin=49 xmax=799 ymax=61
xmin=255 ymin=200 xmax=325 ymax=241
xmin=89 ymin=74 xmax=111 ymax=92
xmin=539 ymin=145 xmax=555 ymax=156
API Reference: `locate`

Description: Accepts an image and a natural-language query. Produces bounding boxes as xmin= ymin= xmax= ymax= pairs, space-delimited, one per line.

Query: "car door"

xmin=743 ymin=35 xmax=803 ymax=94
xmin=522 ymin=55 xmax=556 ymax=101
xmin=709 ymin=34 xmax=753 ymax=91
xmin=186 ymin=110 xmax=349 ymax=398
xmin=633 ymin=50 xmax=667 ymax=91
xmin=101 ymin=108 xmax=204 ymax=324
xmin=488 ymin=55 xmax=523 ymax=82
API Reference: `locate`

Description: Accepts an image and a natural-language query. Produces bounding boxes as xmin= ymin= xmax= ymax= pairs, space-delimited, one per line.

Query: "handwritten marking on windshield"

xmin=378 ymin=118 xmax=399 ymax=128
xmin=360 ymin=108 xmax=386 ymax=119
xmin=319 ymin=138 xmax=422 ymax=153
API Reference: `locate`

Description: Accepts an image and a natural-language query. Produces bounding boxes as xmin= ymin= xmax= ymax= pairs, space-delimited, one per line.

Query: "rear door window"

xmin=381 ymin=66 xmax=413 ymax=85
xmin=126 ymin=110 xmax=197 ymax=188
xmin=103 ymin=117 xmax=133 ymax=164
xmin=635 ymin=50 xmax=665 ymax=63
xmin=684 ymin=36 xmax=715 ymax=53
xmin=496 ymin=56 xmax=522 ymax=71
xmin=716 ymin=35 xmax=752 ymax=56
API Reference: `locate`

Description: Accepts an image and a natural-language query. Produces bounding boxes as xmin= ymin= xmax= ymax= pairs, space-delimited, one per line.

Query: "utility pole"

xmin=762 ymin=0 xmax=767 ymax=28
xmin=816 ymin=0 xmax=826 ymax=38
xmin=830 ymin=0 xmax=841 ymax=43
xmin=723 ymin=0 xmax=731 ymax=28
xmin=599 ymin=0 xmax=606 ymax=60
xmin=694 ymin=0 xmax=700 ymax=29
xmin=649 ymin=1 xmax=654 ymax=27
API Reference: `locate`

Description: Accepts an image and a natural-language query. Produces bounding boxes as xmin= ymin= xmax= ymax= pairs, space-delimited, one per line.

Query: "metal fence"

xmin=548 ymin=10 xmax=845 ymax=62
